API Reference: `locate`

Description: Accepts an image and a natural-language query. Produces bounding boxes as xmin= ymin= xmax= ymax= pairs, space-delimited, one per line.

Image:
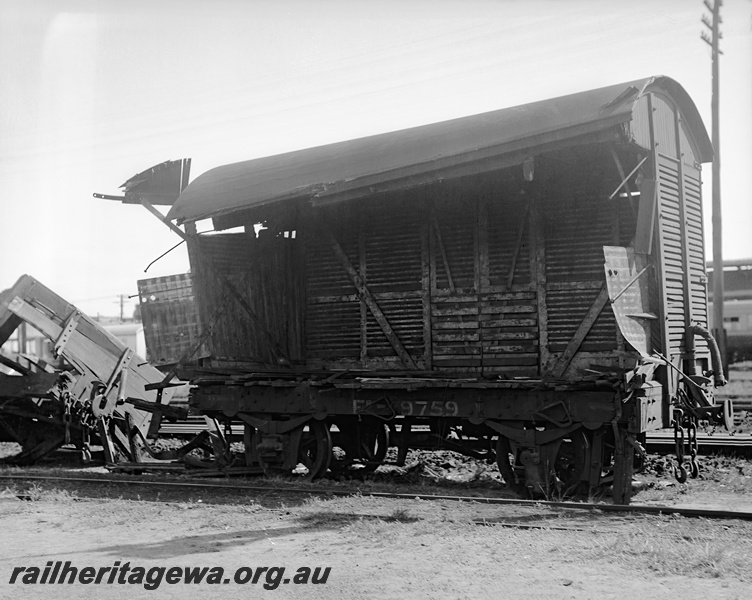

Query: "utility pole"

xmin=701 ymin=0 xmax=725 ymax=371
xmin=114 ymin=294 xmax=125 ymax=321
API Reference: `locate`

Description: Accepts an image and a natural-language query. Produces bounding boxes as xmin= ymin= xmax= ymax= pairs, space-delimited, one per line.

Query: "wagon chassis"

xmin=173 ymin=367 xmax=656 ymax=503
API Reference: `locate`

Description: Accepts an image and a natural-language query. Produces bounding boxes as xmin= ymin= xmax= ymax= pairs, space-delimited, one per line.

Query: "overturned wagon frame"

xmin=113 ymin=76 xmax=729 ymax=502
xmin=0 ymin=275 xmax=182 ymax=463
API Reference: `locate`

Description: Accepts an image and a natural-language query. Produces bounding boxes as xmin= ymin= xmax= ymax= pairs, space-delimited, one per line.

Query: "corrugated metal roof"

xmin=168 ymin=76 xmax=712 ymax=224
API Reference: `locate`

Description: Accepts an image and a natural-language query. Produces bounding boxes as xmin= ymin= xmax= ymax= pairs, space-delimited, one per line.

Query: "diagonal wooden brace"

xmin=550 ymin=284 xmax=610 ymax=378
xmin=322 ymin=226 xmax=418 ymax=369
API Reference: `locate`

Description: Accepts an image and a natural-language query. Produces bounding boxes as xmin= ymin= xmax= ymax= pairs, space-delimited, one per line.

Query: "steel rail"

xmin=159 ymin=419 xmax=752 ymax=447
xmin=1 ymin=473 xmax=751 ymax=521
xmin=159 ymin=416 xmax=752 ymax=437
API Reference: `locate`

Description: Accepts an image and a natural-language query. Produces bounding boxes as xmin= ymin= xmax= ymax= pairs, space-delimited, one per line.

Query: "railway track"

xmin=1 ymin=473 xmax=751 ymax=522
xmin=159 ymin=416 xmax=752 ymax=456
xmin=644 ymin=430 xmax=752 ymax=456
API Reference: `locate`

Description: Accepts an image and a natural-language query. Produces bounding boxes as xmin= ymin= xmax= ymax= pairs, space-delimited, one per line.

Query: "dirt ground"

xmin=2 ymin=362 xmax=751 ymax=600
xmin=1 ymin=452 xmax=751 ymax=600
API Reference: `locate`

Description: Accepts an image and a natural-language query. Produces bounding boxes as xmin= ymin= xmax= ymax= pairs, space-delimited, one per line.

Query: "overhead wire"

xmin=1 ymin=4 xmax=701 ymax=162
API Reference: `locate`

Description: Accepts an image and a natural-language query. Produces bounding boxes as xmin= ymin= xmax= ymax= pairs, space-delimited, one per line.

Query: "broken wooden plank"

xmin=506 ymin=206 xmax=529 ymax=290
xmin=430 ymin=208 xmax=455 ymax=292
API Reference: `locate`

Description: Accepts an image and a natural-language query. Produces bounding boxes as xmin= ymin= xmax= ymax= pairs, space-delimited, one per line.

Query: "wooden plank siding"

xmin=648 ymin=92 xmax=710 ymax=372
xmin=681 ymin=138 xmax=710 ymax=358
xmin=188 ymin=160 xmax=640 ymax=376
xmin=483 ymin=194 xmax=536 ymax=375
xmin=657 ymin=154 xmax=687 ymax=354
xmin=187 ymin=231 xmax=305 ymax=365
xmin=299 ymin=168 xmax=627 ymax=375
xmin=305 ymin=196 xmax=425 ymax=368
xmin=543 ymin=191 xmax=618 ymax=354
xmin=184 ymin=130 xmax=706 ymax=381
xmin=137 ymin=273 xmax=205 ymax=366
xmin=429 ymin=186 xmax=483 ymax=372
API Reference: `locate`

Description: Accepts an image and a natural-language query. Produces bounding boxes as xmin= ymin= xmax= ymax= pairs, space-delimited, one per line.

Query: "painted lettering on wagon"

xmin=352 ymin=398 xmax=459 ymax=417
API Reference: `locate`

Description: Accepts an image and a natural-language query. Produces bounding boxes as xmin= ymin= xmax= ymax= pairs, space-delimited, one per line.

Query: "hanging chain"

xmin=672 ymin=389 xmax=702 ymax=483
xmin=672 ymin=408 xmax=688 ymax=483
xmin=687 ymin=419 xmax=700 ymax=478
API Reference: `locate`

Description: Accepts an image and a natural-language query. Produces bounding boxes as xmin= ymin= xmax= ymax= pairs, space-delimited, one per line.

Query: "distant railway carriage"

xmin=119 ymin=76 xmax=730 ymax=502
xmin=708 ymin=261 xmax=752 ymax=363
xmin=718 ymin=299 xmax=752 ymax=362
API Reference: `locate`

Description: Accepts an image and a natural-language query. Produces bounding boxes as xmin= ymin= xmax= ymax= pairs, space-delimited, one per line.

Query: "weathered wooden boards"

xmin=0 ymin=275 xmax=173 ymax=433
xmin=186 ymin=172 xmax=635 ymax=379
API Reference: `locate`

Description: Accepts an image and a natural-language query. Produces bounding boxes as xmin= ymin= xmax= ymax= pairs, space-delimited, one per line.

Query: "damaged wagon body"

xmin=118 ymin=76 xmax=730 ymax=502
xmin=0 ymin=276 xmax=182 ymax=464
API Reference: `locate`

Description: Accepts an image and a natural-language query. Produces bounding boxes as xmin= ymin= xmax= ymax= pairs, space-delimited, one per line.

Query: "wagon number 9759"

xmin=398 ymin=400 xmax=459 ymax=417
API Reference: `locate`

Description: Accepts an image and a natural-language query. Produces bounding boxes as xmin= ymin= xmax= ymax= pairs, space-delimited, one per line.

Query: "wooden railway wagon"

xmin=0 ymin=275 xmax=181 ymax=463
xmin=124 ymin=76 xmax=729 ymax=502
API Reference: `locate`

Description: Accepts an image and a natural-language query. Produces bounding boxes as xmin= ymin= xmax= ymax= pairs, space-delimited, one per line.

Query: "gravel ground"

xmin=2 ymin=376 xmax=752 ymax=600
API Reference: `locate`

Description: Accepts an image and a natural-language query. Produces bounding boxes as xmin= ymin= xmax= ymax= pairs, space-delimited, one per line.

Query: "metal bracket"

xmin=357 ymin=396 xmax=396 ymax=420
xmin=104 ymin=347 xmax=133 ymax=400
xmin=237 ymin=413 xmax=312 ymax=435
xmin=486 ymin=421 xmax=582 ymax=447
xmin=54 ymin=311 xmax=81 ymax=357
xmin=533 ymin=400 xmax=573 ymax=428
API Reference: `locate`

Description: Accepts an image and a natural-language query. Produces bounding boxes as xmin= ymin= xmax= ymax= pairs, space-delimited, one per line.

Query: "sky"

xmin=1 ymin=0 xmax=750 ymax=318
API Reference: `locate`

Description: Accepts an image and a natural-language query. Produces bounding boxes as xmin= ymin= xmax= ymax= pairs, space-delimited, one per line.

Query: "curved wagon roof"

xmin=168 ymin=75 xmax=711 ymax=224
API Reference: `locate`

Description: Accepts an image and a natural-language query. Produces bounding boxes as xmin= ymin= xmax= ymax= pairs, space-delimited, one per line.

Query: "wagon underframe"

xmin=186 ymin=372 xmax=663 ymax=502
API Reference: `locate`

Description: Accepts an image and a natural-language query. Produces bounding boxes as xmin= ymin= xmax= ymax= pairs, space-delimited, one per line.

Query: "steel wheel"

xmin=549 ymin=430 xmax=588 ymax=496
xmin=497 ymin=431 xmax=588 ymax=498
xmin=353 ymin=420 xmax=389 ymax=473
xmin=330 ymin=418 xmax=389 ymax=475
xmin=298 ymin=419 xmax=332 ymax=479
xmin=496 ymin=435 xmax=529 ymax=497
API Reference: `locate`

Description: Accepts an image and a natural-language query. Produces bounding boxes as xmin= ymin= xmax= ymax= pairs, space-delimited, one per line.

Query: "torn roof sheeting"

xmin=167 ymin=76 xmax=711 ymax=224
